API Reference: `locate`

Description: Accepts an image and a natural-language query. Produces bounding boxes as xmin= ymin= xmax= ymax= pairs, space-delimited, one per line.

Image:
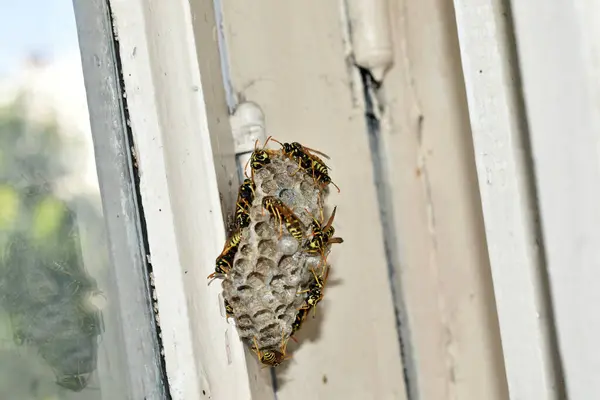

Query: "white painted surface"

xmin=220 ymin=1 xmax=407 ymax=398
xmin=345 ymin=0 xmax=394 ymax=81
xmin=453 ymin=1 xmax=561 ymax=399
xmin=511 ymin=1 xmax=600 ymax=397
xmin=99 ymin=0 xmax=600 ymax=397
xmin=109 ymin=1 xmax=252 ymax=399
xmin=378 ymin=1 xmax=508 ymax=398
xmin=230 ymin=101 xmax=267 ymax=179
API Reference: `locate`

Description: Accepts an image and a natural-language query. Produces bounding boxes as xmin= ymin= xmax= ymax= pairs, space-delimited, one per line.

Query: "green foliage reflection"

xmin=0 ymin=98 xmax=103 ymax=399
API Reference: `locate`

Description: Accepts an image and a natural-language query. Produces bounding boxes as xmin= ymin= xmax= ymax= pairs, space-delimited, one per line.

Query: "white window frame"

xmin=73 ymin=0 xmax=167 ymax=398
xmin=75 ymin=0 xmax=261 ymax=398
xmin=452 ymin=1 xmax=564 ymax=399
xmin=75 ymin=0 xmax=600 ymax=398
xmin=106 ymin=0 xmax=264 ymax=398
xmin=510 ymin=0 xmax=600 ymax=398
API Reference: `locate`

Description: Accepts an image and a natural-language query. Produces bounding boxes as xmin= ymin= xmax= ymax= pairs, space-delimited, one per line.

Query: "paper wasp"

xmin=251 ymin=330 xmax=291 ymax=367
xmin=290 ymin=307 xmax=309 ymax=342
xmin=298 ymin=266 xmax=329 ymax=318
xmin=234 ymin=178 xmax=255 ymax=229
xmin=224 ymin=298 xmax=234 ymax=320
xmin=312 ymin=170 xmax=340 ymax=193
xmin=271 ymin=139 xmax=340 ymax=193
xmin=244 ymin=136 xmax=277 ymax=179
xmin=207 ymin=230 xmax=242 ymax=280
xmin=305 ymin=206 xmax=344 ymax=266
xmin=262 ymin=196 xmax=305 ymax=242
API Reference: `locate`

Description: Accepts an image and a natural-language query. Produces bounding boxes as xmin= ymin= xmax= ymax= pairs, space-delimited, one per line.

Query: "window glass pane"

xmin=0 ymin=2 xmax=152 ymax=399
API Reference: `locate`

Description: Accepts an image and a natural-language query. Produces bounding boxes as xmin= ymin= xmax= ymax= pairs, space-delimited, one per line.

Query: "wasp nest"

xmin=210 ymin=139 xmax=341 ymax=366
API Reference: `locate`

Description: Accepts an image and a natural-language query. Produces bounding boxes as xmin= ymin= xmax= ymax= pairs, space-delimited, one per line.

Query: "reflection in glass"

xmin=0 ymin=2 xmax=123 ymax=399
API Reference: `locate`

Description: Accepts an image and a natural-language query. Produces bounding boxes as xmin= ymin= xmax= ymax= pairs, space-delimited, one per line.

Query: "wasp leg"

xmin=290 ymin=158 xmax=303 ymax=176
xmin=309 ymin=267 xmax=321 ymax=284
xmin=251 ymin=336 xmax=262 ymax=361
xmin=207 ymin=270 xmax=227 ymax=280
xmin=276 ymin=219 xmax=284 ymax=240
xmin=311 ymin=305 xmax=318 ymax=319
xmin=318 ymin=249 xmax=328 ymax=271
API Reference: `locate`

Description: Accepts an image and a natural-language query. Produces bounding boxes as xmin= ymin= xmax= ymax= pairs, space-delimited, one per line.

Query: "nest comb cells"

xmin=208 ymin=137 xmax=343 ymax=367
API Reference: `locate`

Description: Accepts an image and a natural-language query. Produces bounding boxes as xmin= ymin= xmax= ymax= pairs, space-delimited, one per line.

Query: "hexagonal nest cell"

xmin=211 ymin=140 xmax=342 ymax=367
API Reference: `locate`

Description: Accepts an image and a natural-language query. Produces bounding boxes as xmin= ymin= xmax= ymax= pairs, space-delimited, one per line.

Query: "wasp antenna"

xmin=262 ymin=135 xmax=273 ymax=150
xmin=244 ymin=156 xmax=251 ymax=178
xmin=270 ymin=137 xmax=284 ymax=146
xmin=331 ymin=181 xmax=341 ymax=193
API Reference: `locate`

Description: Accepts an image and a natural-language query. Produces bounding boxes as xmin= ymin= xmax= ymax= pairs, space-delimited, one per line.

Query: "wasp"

xmin=224 ymin=299 xmax=234 ymax=321
xmin=234 ymin=178 xmax=255 ymax=229
xmin=290 ymin=307 xmax=309 ymax=342
xmin=244 ymin=136 xmax=278 ymax=179
xmin=272 ymin=140 xmax=329 ymax=170
xmin=305 ymin=206 xmax=344 ymax=267
xmin=238 ymin=177 xmax=255 ymax=202
xmin=207 ymin=230 xmax=242 ymax=280
xmin=271 ymin=139 xmax=340 ymax=192
xmin=251 ymin=330 xmax=291 ymax=367
xmin=235 ymin=200 xmax=252 ymax=230
xmin=262 ymin=196 xmax=305 ymax=242
xmin=298 ymin=266 xmax=329 ymax=318
xmin=312 ymin=169 xmax=340 ymax=193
